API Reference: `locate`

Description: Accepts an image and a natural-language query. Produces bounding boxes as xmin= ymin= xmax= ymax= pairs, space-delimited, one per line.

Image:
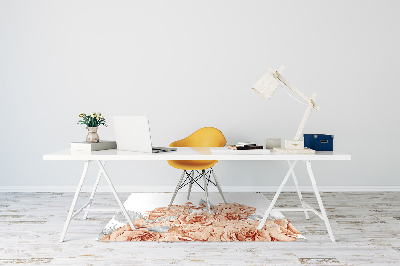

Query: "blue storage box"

xmin=304 ymin=134 xmax=334 ymax=151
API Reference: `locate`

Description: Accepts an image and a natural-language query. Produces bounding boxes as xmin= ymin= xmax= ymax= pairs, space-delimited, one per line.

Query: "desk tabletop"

xmin=43 ymin=147 xmax=351 ymax=161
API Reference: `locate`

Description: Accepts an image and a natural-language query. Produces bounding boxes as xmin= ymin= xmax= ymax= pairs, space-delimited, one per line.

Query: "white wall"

xmin=1 ymin=0 xmax=399 ymax=190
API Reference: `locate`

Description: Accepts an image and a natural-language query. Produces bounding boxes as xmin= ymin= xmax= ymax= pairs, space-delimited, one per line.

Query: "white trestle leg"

xmin=83 ymin=161 xmax=106 ymax=219
xmin=97 ymin=160 xmax=135 ymax=231
xmin=306 ymin=160 xmax=336 ymax=242
xmin=257 ymin=160 xmax=298 ymax=230
xmin=257 ymin=160 xmax=335 ymax=242
xmin=59 ymin=161 xmax=89 ymax=242
xmin=287 ymin=160 xmax=310 ymax=220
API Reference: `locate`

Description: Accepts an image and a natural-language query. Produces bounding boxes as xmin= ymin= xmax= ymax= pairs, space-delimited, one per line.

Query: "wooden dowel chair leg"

xmin=169 ymin=170 xmax=186 ymax=209
xmin=211 ymin=168 xmax=226 ymax=204
xmin=187 ymin=171 xmax=194 ymax=200
xmin=202 ymin=170 xmax=212 ymax=214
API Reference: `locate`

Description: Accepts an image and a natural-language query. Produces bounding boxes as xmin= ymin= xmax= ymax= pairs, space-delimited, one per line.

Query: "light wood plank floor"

xmin=0 ymin=192 xmax=399 ymax=265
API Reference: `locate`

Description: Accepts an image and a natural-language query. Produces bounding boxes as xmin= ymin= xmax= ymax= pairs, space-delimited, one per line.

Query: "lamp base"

xmin=285 ymin=140 xmax=304 ymax=149
xmin=273 ymin=147 xmax=315 ymax=154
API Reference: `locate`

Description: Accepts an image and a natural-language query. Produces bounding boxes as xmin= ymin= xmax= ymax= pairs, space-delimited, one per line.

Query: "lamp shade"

xmin=251 ymin=73 xmax=280 ymax=101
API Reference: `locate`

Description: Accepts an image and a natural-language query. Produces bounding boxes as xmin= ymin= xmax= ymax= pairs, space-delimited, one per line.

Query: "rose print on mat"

xmin=101 ymin=201 xmax=302 ymax=242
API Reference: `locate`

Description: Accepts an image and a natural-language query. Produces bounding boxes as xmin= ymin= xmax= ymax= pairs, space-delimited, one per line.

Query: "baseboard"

xmin=1 ymin=186 xmax=400 ymax=192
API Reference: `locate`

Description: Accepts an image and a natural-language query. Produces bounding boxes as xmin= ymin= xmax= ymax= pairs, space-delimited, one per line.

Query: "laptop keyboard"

xmin=152 ymin=147 xmax=177 ymax=153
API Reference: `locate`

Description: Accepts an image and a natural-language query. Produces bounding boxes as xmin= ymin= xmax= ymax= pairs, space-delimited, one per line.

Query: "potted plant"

xmin=77 ymin=112 xmax=107 ymax=143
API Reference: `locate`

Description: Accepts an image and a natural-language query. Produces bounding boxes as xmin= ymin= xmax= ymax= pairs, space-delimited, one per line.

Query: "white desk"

xmin=43 ymin=148 xmax=351 ymax=242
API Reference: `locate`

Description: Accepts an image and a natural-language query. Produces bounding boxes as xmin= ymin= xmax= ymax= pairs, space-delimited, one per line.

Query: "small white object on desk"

xmin=71 ymin=140 xmax=117 ymax=151
xmin=211 ymin=147 xmax=270 ymax=155
xmin=265 ymin=138 xmax=281 ymax=149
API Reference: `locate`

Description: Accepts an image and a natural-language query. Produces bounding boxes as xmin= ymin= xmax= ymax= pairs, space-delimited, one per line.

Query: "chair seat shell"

xmin=167 ymin=127 xmax=226 ymax=170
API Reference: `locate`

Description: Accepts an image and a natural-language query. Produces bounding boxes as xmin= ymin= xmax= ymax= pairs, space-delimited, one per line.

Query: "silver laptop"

xmin=113 ymin=116 xmax=176 ymax=153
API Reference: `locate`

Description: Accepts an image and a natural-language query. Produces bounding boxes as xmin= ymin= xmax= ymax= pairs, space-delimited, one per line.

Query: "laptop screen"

xmin=113 ymin=116 xmax=153 ymax=153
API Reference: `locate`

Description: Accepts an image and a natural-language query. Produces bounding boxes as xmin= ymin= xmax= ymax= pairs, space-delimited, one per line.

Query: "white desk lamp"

xmin=252 ymin=66 xmax=319 ymax=154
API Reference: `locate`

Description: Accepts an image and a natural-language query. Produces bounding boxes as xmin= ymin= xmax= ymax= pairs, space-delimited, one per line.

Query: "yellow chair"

xmin=168 ymin=127 xmax=227 ymax=212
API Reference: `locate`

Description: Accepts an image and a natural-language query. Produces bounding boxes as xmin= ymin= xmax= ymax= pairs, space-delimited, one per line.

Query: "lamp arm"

xmin=294 ymin=93 xmax=317 ymax=140
xmin=273 ymin=72 xmax=320 ymax=111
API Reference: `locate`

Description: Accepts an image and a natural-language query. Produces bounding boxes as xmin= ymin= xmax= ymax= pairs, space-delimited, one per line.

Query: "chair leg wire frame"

xmin=168 ymin=168 xmax=226 ymax=212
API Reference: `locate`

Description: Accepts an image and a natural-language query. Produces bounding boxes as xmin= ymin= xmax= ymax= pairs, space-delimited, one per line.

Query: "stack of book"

xmin=227 ymin=142 xmax=263 ymax=150
xmin=70 ymin=140 xmax=117 ymax=151
xmin=211 ymin=142 xmax=270 ymax=155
